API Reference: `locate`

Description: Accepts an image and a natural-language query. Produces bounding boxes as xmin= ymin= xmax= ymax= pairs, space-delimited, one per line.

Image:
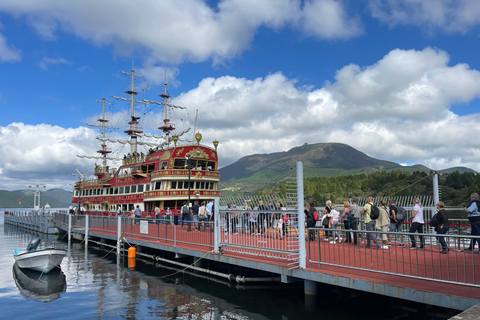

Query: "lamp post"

xmin=186 ymin=155 xmax=193 ymax=232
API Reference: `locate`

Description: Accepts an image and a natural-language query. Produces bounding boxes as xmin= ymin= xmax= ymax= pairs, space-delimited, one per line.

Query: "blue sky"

xmin=1 ymin=0 xmax=480 ymax=191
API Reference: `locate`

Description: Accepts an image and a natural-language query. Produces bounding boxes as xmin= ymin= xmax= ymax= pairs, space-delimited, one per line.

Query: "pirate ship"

xmin=72 ymin=69 xmax=220 ymax=215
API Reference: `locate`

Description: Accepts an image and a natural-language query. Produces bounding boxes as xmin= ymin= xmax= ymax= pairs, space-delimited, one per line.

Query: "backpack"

xmin=429 ymin=213 xmax=439 ymax=227
xmin=181 ymin=205 xmax=190 ymax=215
xmin=396 ymin=206 xmax=406 ymax=222
xmin=369 ymin=203 xmax=379 ymax=220
xmin=313 ymin=210 xmax=319 ymax=221
xmin=198 ymin=207 xmax=207 ymax=220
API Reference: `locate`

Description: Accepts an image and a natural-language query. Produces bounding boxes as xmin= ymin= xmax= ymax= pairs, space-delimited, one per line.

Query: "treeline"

xmin=262 ymin=170 xmax=479 ymax=206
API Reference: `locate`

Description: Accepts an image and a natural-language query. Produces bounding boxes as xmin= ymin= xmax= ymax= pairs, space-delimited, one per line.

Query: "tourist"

xmin=388 ymin=199 xmax=404 ymax=247
xmin=408 ymin=198 xmax=425 ymax=249
xmin=180 ymin=201 xmax=190 ymax=229
xmin=242 ymin=202 xmax=250 ymax=234
xmin=435 ymin=201 xmax=450 ymax=254
xmin=462 ymin=193 xmax=480 ymax=253
xmin=206 ymin=200 xmax=214 ymax=222
xmin=361 ymin=196 xmax=381 ymax=249
xmin=323 ymin=200 xmax=332 ymax=241
xmin=133 ymin=205 xmax=142 ymax=225
xmin=165 ymin=207 xmax=172 ymax=225
xmin=328 ymin=204 xmax=342 ymax=244
xmin=154 ymin=205 xmax=161 ymax=224
xmin=272 ymin=202 xmax=283 ymax=239
xmin=350 ymin=198 xmax=361 ymax=245
xmin=257 ymin=200 xmax=268 ymax=235
xmin=306 ymin=202 xmax=316 ymax=241
xmin=191 ymin=200 xmax=200 ymax=230
xmin=377 ymin=200 xmax=390 ymax=249
xmin=341 ymin=201 xmax=352 ymax=243
xmin=198 ymin=202 xmax=208 ymax=231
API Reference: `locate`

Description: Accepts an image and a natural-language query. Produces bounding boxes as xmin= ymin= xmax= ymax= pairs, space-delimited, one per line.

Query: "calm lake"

xmin=1 ymin=210 xmax=461 ymax=320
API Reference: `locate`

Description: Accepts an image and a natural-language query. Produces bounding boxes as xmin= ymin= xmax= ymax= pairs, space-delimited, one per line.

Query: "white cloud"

xmin=174 ymin=47 xmax=480 ymax=171
xmin=3 ymin=47 xmax=480 ymax=191
xmin=78 ymin=65 xmax=91 ymax=72
xmin=39 ymin=56 xmax=71 ymax=71
xmin=369 ymin=0 xmax=480 ymax=33
xmin=0 ymin=0 xmax=361 ymax=69
xmin=0 ymin=32 xmax=21 ymax=62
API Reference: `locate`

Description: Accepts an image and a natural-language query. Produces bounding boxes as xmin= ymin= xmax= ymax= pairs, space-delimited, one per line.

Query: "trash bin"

xmin=174 ymin=215 xmax=179 ymax=225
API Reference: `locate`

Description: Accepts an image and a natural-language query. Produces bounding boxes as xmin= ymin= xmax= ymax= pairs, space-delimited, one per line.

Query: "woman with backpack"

xmin=328 ymin=204 xmax=342 ymax=244
xmin=377 ymin=200 xmax=390 ymax=249
xmin=322 ymin=200 xmax=332 ymax=241
xmin=306 ymin=202 xmax=316 ymax=241
xmin=341 ymin=201 xmax=352 ymax=243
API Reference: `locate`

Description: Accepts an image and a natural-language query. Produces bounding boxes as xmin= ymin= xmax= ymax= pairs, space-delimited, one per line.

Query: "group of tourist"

xmin=306 ymin=192 xmax=480 ymax=254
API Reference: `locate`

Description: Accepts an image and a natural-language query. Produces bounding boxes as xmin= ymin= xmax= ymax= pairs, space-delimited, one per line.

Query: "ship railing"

xmin=306 ymin=228 xmax=480 ymax=287
xmin=121 ymin=216 xmax=214 ymax=249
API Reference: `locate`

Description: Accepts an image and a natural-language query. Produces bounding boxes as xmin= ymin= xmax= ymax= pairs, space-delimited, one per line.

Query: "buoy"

xmin=128 ymin=246 xmax=136 ymax=258
xmin=128 ymin=257 xmax=136 ymax=270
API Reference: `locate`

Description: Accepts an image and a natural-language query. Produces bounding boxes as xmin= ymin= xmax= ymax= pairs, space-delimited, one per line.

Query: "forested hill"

xmin=262 ymin=170 xmax=479 ymax=207
xmin=220 ymin=142 xmax=399 ymax=182
xmin=219 ymin=142 xmax=475 ymax=194
xmin=0 ymin=188 xmax=72 ymax=208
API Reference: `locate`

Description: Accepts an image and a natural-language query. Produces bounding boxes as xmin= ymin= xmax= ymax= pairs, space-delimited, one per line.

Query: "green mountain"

xmin=0 ymin=188 xmax=72 ymax=209
xmin=219 ymin=142 xmax=475 ymax=193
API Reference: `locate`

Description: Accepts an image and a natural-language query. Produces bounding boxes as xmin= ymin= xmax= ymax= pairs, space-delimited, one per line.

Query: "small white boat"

xmin=13 ymin=237 xmax=67 ymax=273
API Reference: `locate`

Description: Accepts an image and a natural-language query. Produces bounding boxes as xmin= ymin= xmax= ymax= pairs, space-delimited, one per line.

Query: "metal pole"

xmin=117 ymin=215 xmax=122 ymax=257
xmin=85 ymin=214 xmax=89 ymax=247
xmin=297 ymin=161 xmax=306 ymax=269
xmin=433 ymin=172 xmax=439 ymax=205
xmin=187 ymin=156 xmax=192 ymax=232
xmin=214 ymin=197 xmax=220 ymax=253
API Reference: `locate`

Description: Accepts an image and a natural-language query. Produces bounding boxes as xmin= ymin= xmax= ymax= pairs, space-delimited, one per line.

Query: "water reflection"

xmin=12 ymin=264 xmax=67 ymax=302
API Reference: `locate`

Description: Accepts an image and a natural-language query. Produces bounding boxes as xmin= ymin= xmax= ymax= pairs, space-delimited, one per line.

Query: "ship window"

xmin=146 ymin=184 xmax=150 ymax=191
xmin=131 ymin=185 xmax=137 ymax=193
xmin=138 ymin=184 xmax=144 ymax=192
xmin=200 ymin=181 xmax=205 ymax=189
xmin=171 ymin=181 xmax=177 ymax=189
xmin=125 ymin=186 xmax=130 ymax=194
xmin=197 ymin=160 xmax=207 ymax=170
xmin=160 ymin=161 xmax=168 ymax=169
xmin=207 ymin=161 xmax=215 ymax=171
xmin=173 ymin=158 xmax=186 ymax=169
xmin=109 ymin=187 xmax=113 ymax=194
xmin=119 ymin=186 xmax=124 ymax=194
xmin=154 ymin=182 xmax=161 ymax=190
xmin=209 ymin=182 xmax=214 ymax=190
xmin=114 ymin=187 xmax=119 ymax=195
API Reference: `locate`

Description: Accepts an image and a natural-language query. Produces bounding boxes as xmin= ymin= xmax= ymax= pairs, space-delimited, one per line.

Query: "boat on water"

xmin=13 ymin=237 xmax=67 ymax=273
xmin=72 ymin=69 xmax=220 ymax=216
xmin=12 ymin=264 xmax=66 ymax=302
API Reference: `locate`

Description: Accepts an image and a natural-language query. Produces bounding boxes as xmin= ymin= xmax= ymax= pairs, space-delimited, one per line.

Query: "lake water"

xmin=0 ymin=210 xmax=461 ymax=320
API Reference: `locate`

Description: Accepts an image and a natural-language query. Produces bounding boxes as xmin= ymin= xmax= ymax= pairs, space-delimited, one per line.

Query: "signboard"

xmin=140 ymin=220 xmax=149 ymax=234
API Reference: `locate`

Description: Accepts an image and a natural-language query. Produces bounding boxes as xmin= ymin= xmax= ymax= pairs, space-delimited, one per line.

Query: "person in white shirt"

xmin=408 ymin=198 xmax=425 ymax=249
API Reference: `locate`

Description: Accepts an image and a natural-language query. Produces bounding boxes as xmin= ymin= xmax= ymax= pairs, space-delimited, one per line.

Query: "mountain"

xmin=219 ymin=142 xmax=476 ymax=192
xmin=0 ymin=188 xmax=72 ymax=208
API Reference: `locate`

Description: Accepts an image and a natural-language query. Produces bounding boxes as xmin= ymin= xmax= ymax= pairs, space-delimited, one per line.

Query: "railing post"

xmin=68 ymin=213 xmax=72 ymax=242
xmin=85 ymin=214 xmax=89 ymax=247
xmin=117 ymin=215 xmax=122 ymax=257
xmin=433 ymin=173 xmax=439 ymax=205
xmin=214 ymin=197 xmax=220 ymax=253
xmin=297 ymin=161 xmax=306 ymax=269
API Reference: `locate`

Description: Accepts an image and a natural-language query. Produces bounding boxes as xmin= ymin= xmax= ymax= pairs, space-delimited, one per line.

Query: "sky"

xmin=1 ymin=0 xmax=480 ymax=192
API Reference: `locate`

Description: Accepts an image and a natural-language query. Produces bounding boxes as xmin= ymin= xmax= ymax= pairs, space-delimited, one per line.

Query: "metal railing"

xmin=307 ymin=228 xmax=480 ymax=287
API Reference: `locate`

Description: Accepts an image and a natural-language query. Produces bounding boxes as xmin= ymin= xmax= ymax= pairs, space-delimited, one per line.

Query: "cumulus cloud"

xmin=0 ymin=32 xmax=21 ymax=62
xmin=369 ymin=0 xmax=480 ymax=33
xmin=2 ymin=47 xmax=480 ymax=190
xmin=39 ymin=56 xmax=71 ymax=71
xmin=174 ymin=47 xmax=480 ymax=171
xmin=0 ymin=0 xmax=361 ymax=71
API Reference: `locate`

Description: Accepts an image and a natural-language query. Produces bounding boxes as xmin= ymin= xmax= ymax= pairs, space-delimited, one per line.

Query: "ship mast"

xmin=112 ymin=68 xmax=144 ymax=153
xmin=77 ymin=93 xmax=119 ymax=175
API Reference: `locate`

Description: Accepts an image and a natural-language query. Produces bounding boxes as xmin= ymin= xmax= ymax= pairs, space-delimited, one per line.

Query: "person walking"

xmin=409 ymin=198 xmax=425 ymax=249
xmin=377 ymin=200 xmax=390 ymax=249
xmin=329 ymin=204 xmax=342 ymax=244
xmin=341 ymin=201 xmax=352 ymax=243
xmin=435 ymin=201 xmax=450 ymax=254
xmin=463 ymin=193 xmax=480 ymax=253
xmin=350 ymin=198 xmax=361 ymax=245
xmin=388 ymin=199 xmax=404 ymax=247
xmin=361 ymin=196 xmax=381 ymax=249
xmin=306 ymin=202 xmax=316 ymax=241
xmin=133 ymin=205 xmax=142 ymax=225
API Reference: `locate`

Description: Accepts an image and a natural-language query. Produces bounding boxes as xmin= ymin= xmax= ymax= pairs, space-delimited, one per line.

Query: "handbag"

xmin=322 ymin=215 xmax=330 ymax=227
